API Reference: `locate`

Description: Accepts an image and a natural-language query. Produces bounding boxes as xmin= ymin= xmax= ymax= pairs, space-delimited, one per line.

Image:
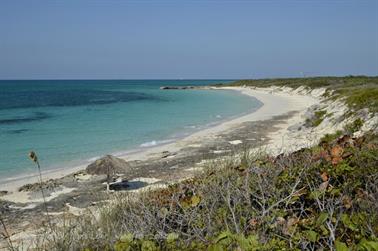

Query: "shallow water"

xmin=0 ymin=80 xmax=262 ymax=182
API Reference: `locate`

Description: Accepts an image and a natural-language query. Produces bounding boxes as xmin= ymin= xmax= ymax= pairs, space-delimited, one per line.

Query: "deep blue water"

xmin=0 ymin=80 xmax=262 ymax=182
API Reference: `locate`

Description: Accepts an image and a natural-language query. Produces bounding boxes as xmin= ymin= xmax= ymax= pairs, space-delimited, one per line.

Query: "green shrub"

xmin=37 ymin=134 xmax=378 ymax=250
xmin=344 ymin=88 xmax=378 ymax=113
xmin=344 ymin=118 xmax=364 ymax=134
xmin=306 ymin=110 xmax=327 ymax=127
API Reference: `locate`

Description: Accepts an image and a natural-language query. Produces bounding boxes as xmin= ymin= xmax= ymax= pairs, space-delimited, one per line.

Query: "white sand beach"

xmin=1 ymin=85 xmax=359 ymax=250
xmin=0 ymin=86 xmax=320 ymax=194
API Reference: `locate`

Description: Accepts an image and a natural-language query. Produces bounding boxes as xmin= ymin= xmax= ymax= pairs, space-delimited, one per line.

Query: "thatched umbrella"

xmin=86 ymin=155 xmax=131 ymax=191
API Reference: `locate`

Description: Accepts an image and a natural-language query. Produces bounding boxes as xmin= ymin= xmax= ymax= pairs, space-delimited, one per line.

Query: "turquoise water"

xmin=0 ymin=80 xmax=262 ymax=182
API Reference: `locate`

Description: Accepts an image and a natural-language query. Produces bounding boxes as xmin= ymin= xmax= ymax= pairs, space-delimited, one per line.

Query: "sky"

xmin=0 ymin=0 xmax=377 ymax=79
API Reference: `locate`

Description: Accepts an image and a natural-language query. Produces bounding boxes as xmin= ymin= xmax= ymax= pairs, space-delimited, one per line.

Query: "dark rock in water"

xmin=160 ymin=86 xmax=195 ymax=90
xmin=86 ymin=155 xmax=131 ymax=175
xmin=160 ymin=86 xmax=208 ymax=90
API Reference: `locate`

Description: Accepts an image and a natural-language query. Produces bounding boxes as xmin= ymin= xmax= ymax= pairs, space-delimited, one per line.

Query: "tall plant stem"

xmin=0 ymin=216 xmax=15 ymax=251
xmin=36 ymin=160 xmax=54 ymax=232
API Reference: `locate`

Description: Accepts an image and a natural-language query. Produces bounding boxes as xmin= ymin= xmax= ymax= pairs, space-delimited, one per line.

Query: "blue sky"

xmin=0 ymin=0 xmax=377 ymax=79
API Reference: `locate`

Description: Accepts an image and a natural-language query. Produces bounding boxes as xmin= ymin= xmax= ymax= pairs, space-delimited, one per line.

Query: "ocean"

xmin=0 ymin=80 xmax=262 ymax=183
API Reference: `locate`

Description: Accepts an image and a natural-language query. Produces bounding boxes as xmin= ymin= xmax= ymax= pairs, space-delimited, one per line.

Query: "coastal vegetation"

xmin=3 ymin=76 xmax=378 ymax=250
xmin=228 ymin=76 xmax=378 ymax=113
xmin=25 ymin=90 xmax=378 ymax=250
xmin=32 ymin=131 xmax=378 ymax=250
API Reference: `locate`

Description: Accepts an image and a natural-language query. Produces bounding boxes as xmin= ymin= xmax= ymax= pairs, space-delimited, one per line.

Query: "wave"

xmin=140 ymin=139 xmax=174 ymax=148
xmin=86 ymin=156 xmax=102 ymax=162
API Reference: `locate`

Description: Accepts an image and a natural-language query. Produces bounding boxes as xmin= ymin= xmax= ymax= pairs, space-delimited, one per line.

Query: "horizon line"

xmin=1 ymin=74 xmax=377 ymax=81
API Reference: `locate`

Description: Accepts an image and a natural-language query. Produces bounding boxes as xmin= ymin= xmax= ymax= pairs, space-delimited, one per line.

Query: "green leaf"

xmin=119 ymin=233 xmax=134 ymax=243
xmin=305 ymin=230 xmax=318 ymax=242
xmin=166 ymin=233 xmax=179 ymax=243
xmin=358 ymin=239 xmax=378 ymax=251
xmin=191 ymin=195 xmax=201 ymax=207
xmin=158 ymin=207 xmax=169 ymax=217
xmin=330 ymin=188 xmax=341 ymax=196
xmin=234 ymin=234 xmax=260 ymax=250
xmin=208 ymin=244 xmax=225 ymax=251
xmin=289 ymin=195 xmax=300 ymax=204
xmin=335 ymin=241 xmax=349 ymax=251
xmin=351 ymin=213 xmax=366 ymax=225
xmin=234 ymin=234 xmax=249 ymax=250
xmin=246 ymin=234 xmax=259 ymax=246
xmin=341 ymin=214 xmax=358 ymax=231
xmin=309 ymin=190 xmax=325 ymax=200
xmin=316 ymin=212 xmax=328 ymax=227
xmin=319 ymin=226 xmax=328 ymax=237
xmin=141 ymin=240 xmax=158 ymax=251
xmin=214 ymin=231 xmax=232 ymax=243
xmin=114 ymin=241 xmax=131 ymax=251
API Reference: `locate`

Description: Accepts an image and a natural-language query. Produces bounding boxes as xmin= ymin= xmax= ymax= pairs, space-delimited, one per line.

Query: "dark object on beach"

xmin=18 ymin=179 xmax=61 ymax=192
xmin=160 ymin=151 xmax=176 ymax=159
xmin=109 ymin=179 xmax=129 ymax=191
xmin=160 ymin=86 xmax=208 ymax=90
xmin=86 ymin=155 xmax=131 ymax=176
xmin=0 ymin=191 xmax=8 ymax=196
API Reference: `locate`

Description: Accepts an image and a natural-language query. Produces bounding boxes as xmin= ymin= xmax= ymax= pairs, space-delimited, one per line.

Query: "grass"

xmin=342 ymin=88 xmax=378 ymax=114
xmin=320 ymin=130 xmax=343 ymax=144
xmin=344 ymin=118 xmax=365 ymax=135
xmin=306 ymin=110 xmax=327 ymax=127
xmin=31 ymin=132 xmax=378 ymax=250
xmin=226 ymin=76 xmax=378 ymax=114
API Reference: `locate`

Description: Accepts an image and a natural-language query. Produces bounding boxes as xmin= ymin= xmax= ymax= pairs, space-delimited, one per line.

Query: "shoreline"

xmin=0 ymin=86 xmax=319 ymax=193
xmin=0 ymin=85 xmax=327 ymax=249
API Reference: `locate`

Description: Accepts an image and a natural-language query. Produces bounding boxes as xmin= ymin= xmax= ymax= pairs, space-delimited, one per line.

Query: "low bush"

xmin=36 ymin=133 xmax=378 ymax=250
